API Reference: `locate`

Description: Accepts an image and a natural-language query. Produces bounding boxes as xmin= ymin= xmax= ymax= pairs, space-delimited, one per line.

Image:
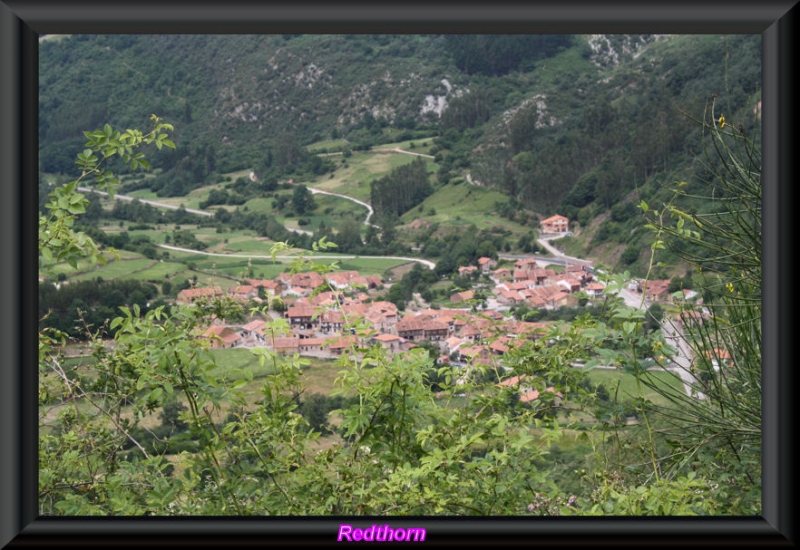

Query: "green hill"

xmin=39 ymin=33 xmax=761 ymax=277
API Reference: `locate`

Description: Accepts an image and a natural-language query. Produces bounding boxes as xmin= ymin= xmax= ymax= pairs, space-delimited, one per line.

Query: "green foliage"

xmin=370 ymin=157 xmax=432 ymax=219
xmin=636 ymin=100 xmax=762 ymax=514
xmin=291 ymin=184 xmax=316 ymax=215
xmin=445 ymin=35 xmax=573 ymax=76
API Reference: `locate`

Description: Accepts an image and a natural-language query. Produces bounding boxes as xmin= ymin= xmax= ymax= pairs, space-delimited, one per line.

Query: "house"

xmin=443 ymin=336 xmax=465 ymax=355
xmin=200 ymin=326 xmax=242 ymax=349
xmin=677 ymin=288 xmax=701 ymax=303
xmin=227 ymin=285 xmax=257 ymax=301
xmin=556 ymin=277 xmax=582 ymax=294
xmin=497 ymin=289 xmax=525 ymax=305
xmin=585 ymin=283 xmax=605 ymax=298
xmin=477 ymin=257 xmax=497 ymax=274
xmin=551 ymin=291 xmax=573 ymax=308
xmin=299 ymin=337 xmax=327 ymax=355
xmin=513 ymin=269 xmax=532 ymax=283
xmin=458 ymin=265 xmax=478 ymax=277
xmin=176 ymin=287 xmax=225 ymax=305
xmin=319 ymin=310 xmax=345 ymax=333
xmin=513 ymin=258 xmax=538 ymax=272
xmin=325 ymin=336 xmax=359 ymax=356
xmin=679 ymin=308 xmax=707 ymax=328
xmin=489 ymin=337 xmax=513 ymax=356
xmin=277 ymin=271 xmax=326 ymax=293
xmin=508 ymin=321 xmax=549 ymax=341
xmin=371 ymin=333 xmax=411 ymax=353
xmin=285 ymin=305 xmax=318 ymax=331
xmin=310 ymin=290 xmax=342 ymax=308
xmin=422 ymin=319 xmax=450 ymax=342
xmin=458 ymin=344 xmax=492 ymax=365
xmin=282 ymin=286 xmax=310 ymax=298
xmin=638 ymin=279 xmax=672 ymax=301
xmin=326 ymin=271 xmax=360 ymax=291
xmin=396 ymin=314 xmax=449 ymax=342
xmin=492 ymin=267 xmax=513 ymax=282
xmin=540 ymin=214 xmax=569 ymax=234
xmin=450 ymin=290 xmax=475 ymax=304
xmin=240 ymin=319 xmax=267 ymax=345
xmin=270 ymin=337 xmax=300 ymax=354
xmin=246 ymin=278 xmax=281 ymax=294
xmin=531 ymin=268 xmax=555 ymax=286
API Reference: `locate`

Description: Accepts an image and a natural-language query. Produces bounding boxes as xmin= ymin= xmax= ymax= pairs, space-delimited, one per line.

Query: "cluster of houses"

xmin=176 ymin=246 xmax=725 ymax=403
xmin=460 ymin=256 xmax=601 ymax=311
xmin=628 ymin=278 xmax=701 ymax=304
xmin=176 ymin=260 xmax=568 ymax=375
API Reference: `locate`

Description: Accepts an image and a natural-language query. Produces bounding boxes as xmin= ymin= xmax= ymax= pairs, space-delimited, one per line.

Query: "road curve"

xmin=306 ymin=187 xmax=379 ymax=227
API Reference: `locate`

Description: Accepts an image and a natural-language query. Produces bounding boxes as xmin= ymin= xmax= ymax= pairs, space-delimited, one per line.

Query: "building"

xmin=200 ymin=326 xmax=242 ymax=349
xmin=176 ymin=287 xmax=225 ymax=305
xmin=540 ymin=214 xmax=569 ymax=234
xmin=477 ymin=257 xmax=497 ymax=274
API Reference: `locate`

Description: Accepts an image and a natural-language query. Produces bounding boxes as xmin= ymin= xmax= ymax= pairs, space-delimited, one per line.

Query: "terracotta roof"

xmin=271 ymin=337 xmax=300 ymax=349
xmin=286 ymin=306 xmax=315 ymax=317
xmin=242 ymin=319 xmax=267 ymax=331
xmin=246 ymin=279 xmax=280 ymax=289
xmin=499 ymin=374 xmax=529 ymax=387
xmin=520 ymin=387 xmax=563 ymax=403
xmin=201 ymin=326 xmax=241 ymax=344
xmin=178 ymin=287 xmax=224 ymax=299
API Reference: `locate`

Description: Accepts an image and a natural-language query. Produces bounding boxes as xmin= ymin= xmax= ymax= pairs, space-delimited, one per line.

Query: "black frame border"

xmin=2 ymin=1 xmax=796 ymax=547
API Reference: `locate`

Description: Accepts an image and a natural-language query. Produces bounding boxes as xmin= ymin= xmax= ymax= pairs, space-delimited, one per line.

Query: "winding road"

xmin=306 ymin=187 xmax=379 ymax=228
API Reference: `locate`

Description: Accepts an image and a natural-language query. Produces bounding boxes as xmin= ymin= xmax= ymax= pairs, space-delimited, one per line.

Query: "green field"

xmin=586 ymin=368 xmax=685 ymax=409
xmin=309 ymin=150 xmax=436 ymax=203
xmin=69 ymin=258 xmax=157 ymax=281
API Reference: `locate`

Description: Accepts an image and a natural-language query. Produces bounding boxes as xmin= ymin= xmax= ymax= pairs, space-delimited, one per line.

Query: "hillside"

xmin=39 ymin=33 xmax=762 ymax=277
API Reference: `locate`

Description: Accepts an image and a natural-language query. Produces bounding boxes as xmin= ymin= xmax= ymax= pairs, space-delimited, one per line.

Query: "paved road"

xmin=535 ymin=234 xmax=595 ymax=268
xmin=306 ymin=187 xmax=379 ymax=228
xmin=659 ymin=317 xmax=704 ymax=398
xmin=157 ymin=244 xmax=436 ymax=270
xmin=78 ymin=187 xmax=214 ymax=217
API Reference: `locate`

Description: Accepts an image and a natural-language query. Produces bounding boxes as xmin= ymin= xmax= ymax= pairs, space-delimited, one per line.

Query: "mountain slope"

xmin=39 ymin=33 xmax=761 ymax=276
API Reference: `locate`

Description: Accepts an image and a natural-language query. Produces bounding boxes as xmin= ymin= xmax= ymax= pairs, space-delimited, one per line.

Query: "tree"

xmin=292 ymin=184 xmax=315 ymax=215
xmin=333 ymin=217 xmax=363 ymax=253
xmin=159 ymin=398 xmax=188 ymax=432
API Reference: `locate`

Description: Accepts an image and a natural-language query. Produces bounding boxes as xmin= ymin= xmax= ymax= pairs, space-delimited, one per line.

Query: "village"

xmin=177 ymin=214 xmax=701 ymax=379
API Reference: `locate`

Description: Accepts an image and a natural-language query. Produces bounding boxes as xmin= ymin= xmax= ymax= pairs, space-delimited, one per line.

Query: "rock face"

xmin=586 ymin=34 xmax=670 ymax=68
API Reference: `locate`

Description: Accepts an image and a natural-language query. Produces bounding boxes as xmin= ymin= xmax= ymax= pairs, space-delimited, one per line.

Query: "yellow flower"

xmin=718 ymin=114 xmax=726 ymax=128
xmin=726 ymin=282 xmax=734 ymax=293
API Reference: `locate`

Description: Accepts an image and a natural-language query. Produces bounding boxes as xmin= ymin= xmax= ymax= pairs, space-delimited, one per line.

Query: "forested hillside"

xmin=39 ymin=33 xmax=761 ymax=274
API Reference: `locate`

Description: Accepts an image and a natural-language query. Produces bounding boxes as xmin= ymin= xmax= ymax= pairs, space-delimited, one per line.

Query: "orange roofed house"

xmin=176 ymin=287 xmax=225 ymax=305
xmin=540 ymin=214 xmax=569 ymax=234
